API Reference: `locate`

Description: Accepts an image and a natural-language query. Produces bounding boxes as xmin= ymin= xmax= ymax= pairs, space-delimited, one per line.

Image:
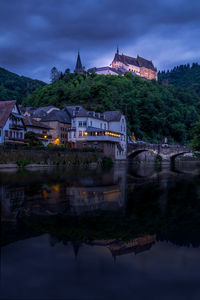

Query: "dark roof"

xmin=137 ymin=55 xmax=156 ymax=71
xmin=41 ymin=110 xmax=71 ymax=124
xmin=32 ymin=106 xmax=59 ymax=118
xmin=24 ymin=116 xmax=51 ymax=129
xmin=74 ymin=51 xmax=84 ymax=73
xmin=104 ymin=111 xmax=122 ymax=122
xmin=113 ymin=52 xmax=157 ymax=71
xmin=64 ymin=106 xmax=83 ymax=117
xmin=0 ymin=100 xmax=16 ymax=127
xmin=75 ymin=107 xmax=88 ymax=117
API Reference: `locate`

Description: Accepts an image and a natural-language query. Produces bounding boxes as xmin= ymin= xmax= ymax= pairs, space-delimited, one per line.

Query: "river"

xmin=1 ymin=161 xmax=200 ymax=299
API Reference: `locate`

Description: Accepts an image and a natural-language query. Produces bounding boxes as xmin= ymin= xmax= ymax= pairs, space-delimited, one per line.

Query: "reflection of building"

xmin=88 ymin=235 xmax=156 ymax=258
xmin=0 ymin=100 xmax=26 ymax=145
xmin=107 ymin=234 xmax=156 ymax=257
xmin=1 ymin=185 xmax=25 ymax=222
xmin=67 ymin=186 xmax=122 ymax=214
xmin=67 ymin=163 xmax=127 ymax=214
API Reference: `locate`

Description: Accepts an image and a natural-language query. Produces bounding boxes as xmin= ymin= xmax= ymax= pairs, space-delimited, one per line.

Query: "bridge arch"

xmin=169 ymin=151 xmax=191 ymax=161
xmin=127 ymin=149 xmax=159 ymax=158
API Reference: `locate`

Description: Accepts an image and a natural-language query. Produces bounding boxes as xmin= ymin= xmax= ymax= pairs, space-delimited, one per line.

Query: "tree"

xmin=25 ymin=131 xmax=43 ymax=147
xmin=50 ymin=67 xmax=60 ymax=83
xmin=191 ymin=122 xmax=200 ymax=151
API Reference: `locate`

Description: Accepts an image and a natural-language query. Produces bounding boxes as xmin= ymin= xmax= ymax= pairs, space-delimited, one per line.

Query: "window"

xmin=79 ymin=131 xmax=82 ymax=137
xmin=5 ymin=130 xmax=8 ymax=137
xmin=104 ymin=124 xmax=106 ymax=129
xmin=79 ymin=121 xmax=83 ymax=127
xmin=10 ymin=131 xmax=12 ymax=137
xmin=0 ymin=129 xmax=1 ymax=137
xmin=20 ymin=132 xmax=23 ymax=139
xmin=74 ymin=132 xmax=76 ymax=138
xmin=100 ymin=123 xmax=102 ymax=129
xmin=83 ymin=121 xmax=87 ymax=126
xmin=90 ymin=121 xmax=92 ymax=126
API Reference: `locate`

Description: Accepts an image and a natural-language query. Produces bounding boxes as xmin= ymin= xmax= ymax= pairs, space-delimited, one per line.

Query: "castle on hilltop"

xmin=77 ymin=48 xmax=157 ymax=80
xmin=111 ymin=48 xmax=157 ymax=80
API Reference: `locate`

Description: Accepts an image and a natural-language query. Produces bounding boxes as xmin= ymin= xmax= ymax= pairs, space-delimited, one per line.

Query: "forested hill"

xmin=0 ymin=67 xmax=46 ymax=103
xmin=23 ymin=72 xmax=200 ymax=144
xmin=158 ymin=63 xmax=200 ymax=96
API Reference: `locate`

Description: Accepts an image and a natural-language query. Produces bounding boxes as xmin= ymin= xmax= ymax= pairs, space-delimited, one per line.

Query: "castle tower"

xmin=74 ymin=51 xmax=84 ymax=74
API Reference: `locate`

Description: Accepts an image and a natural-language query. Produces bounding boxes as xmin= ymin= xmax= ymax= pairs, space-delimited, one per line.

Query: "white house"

xmin=0 ymin=100 xmax=26 ymax=145
xmin=87 ymin=67 xmax=119 ymax=75
xmin=65 ymin=106 xmax=127 ymax=160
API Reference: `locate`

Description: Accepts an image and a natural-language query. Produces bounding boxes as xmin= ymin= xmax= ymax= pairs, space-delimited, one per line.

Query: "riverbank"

xmin=0 ymin=148 xmax=103 ymax=169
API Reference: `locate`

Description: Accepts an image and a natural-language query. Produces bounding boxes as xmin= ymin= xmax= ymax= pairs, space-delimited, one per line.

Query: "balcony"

xmin=4 ymin=137 xmax=27 ymax=144
xmin=9 ymin=123 xmax=24 ymax=130
xmin=85 ymin=135 xmax=120 ymax=143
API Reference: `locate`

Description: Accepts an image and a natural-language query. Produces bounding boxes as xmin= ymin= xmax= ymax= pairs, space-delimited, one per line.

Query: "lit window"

xmin=79 ymin=131 xmax=82 ymax=137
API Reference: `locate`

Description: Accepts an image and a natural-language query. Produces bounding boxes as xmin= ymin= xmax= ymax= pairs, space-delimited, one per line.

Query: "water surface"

xmin=1 ymin=161 xmax=200 ymax=299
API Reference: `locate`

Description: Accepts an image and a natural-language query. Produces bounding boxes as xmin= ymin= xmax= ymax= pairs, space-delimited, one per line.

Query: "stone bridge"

xmin=127 ymin=143 xmax=192 ymax=161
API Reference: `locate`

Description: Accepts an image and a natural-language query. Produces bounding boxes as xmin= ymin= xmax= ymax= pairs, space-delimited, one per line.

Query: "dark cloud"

xmin=0 ymin=0 xmax=200 ymax=82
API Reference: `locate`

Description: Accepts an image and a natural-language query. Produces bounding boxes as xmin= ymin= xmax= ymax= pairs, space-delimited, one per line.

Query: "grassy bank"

xmin=0 ymin=148 xmax=103 ymax=167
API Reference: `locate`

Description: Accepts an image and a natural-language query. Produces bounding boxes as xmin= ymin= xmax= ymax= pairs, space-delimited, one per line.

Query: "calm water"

xmin=1 ymin=161 xmax=200 ymax=299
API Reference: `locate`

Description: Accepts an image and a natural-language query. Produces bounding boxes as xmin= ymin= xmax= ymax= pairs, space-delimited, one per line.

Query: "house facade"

xmin=66 ymin=106 xmax=127 ymax=159
xmin=41 ymin=110 xmax=71 ymax=145
xmin=24 ymin=116 xmax=52 ymax=146
xmin=0 ymin=100 xmax=26 ymax=145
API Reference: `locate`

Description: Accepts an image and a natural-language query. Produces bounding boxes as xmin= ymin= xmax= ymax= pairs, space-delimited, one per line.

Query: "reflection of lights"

xmin=42 ymin=189 xmax=47 ymax=200
xmin=52 ymin=185 xmax=60 ymax=193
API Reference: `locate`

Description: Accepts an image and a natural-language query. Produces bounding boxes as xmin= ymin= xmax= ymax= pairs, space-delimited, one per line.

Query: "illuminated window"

xmin=79 ymin=131 xmax=82 ymax=137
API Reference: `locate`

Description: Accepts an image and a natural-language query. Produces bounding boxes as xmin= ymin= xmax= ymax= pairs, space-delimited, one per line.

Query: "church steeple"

xmin=74 ymin=51 xmax=84 ymax=74
xmin=116 ymin=46 xmax=119 ymax=55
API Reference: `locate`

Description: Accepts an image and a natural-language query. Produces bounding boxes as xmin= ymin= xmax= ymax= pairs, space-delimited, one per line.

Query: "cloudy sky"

xmin=0 ymin=0 xmax=200 ymax=82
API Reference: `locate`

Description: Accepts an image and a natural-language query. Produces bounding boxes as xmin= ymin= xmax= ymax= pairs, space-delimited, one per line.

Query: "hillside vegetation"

xmin=0 ymin=67 xmax=46 ymax=103
xmin=158 ymin=63 xmax=200 ymax=96
xmin=23 ymin=72 xmax=200 ymax=144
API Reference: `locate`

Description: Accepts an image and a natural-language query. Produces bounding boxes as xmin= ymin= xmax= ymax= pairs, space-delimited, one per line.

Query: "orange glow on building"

xmin=53 ymin=138 xmax=60 ymax=145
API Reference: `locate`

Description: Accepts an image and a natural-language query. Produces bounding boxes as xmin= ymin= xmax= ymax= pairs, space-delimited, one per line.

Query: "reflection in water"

xmin=1 ymin=161 xmax=200 ymax=299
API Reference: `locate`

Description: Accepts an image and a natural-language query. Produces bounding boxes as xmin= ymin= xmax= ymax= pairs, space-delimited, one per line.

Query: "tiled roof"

xmin=32 ymin=106 xmax=59 ymax=118
xmin=24 ymin=116 xmax=51 ymax=129
xmin=64 ymin=106 xmax=83 ymax=117
xmin=113 ymin=53 xmax=156 ymax=71
xmin=41 ymin=110 xmax=71 ymax=124
xmin=104 ymin=111 xmax=122 ymax=122
xmin=0 ymin=100 xmax=16 ymax=128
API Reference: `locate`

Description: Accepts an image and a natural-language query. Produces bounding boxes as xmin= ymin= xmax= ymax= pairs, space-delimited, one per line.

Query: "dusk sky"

xmin=0 ymin=0 xmax=200 ymax=82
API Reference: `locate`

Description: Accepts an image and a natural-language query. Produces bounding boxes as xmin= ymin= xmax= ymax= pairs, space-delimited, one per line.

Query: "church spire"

xmin=116 ymin=46 xmax=119 ymax=55
xmin=74 ymin=51 xmax=84 ymax=74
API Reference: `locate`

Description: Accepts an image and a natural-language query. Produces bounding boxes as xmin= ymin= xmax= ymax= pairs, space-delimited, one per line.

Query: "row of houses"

xmin=0 ymin=100 xmax=127 ymax=159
